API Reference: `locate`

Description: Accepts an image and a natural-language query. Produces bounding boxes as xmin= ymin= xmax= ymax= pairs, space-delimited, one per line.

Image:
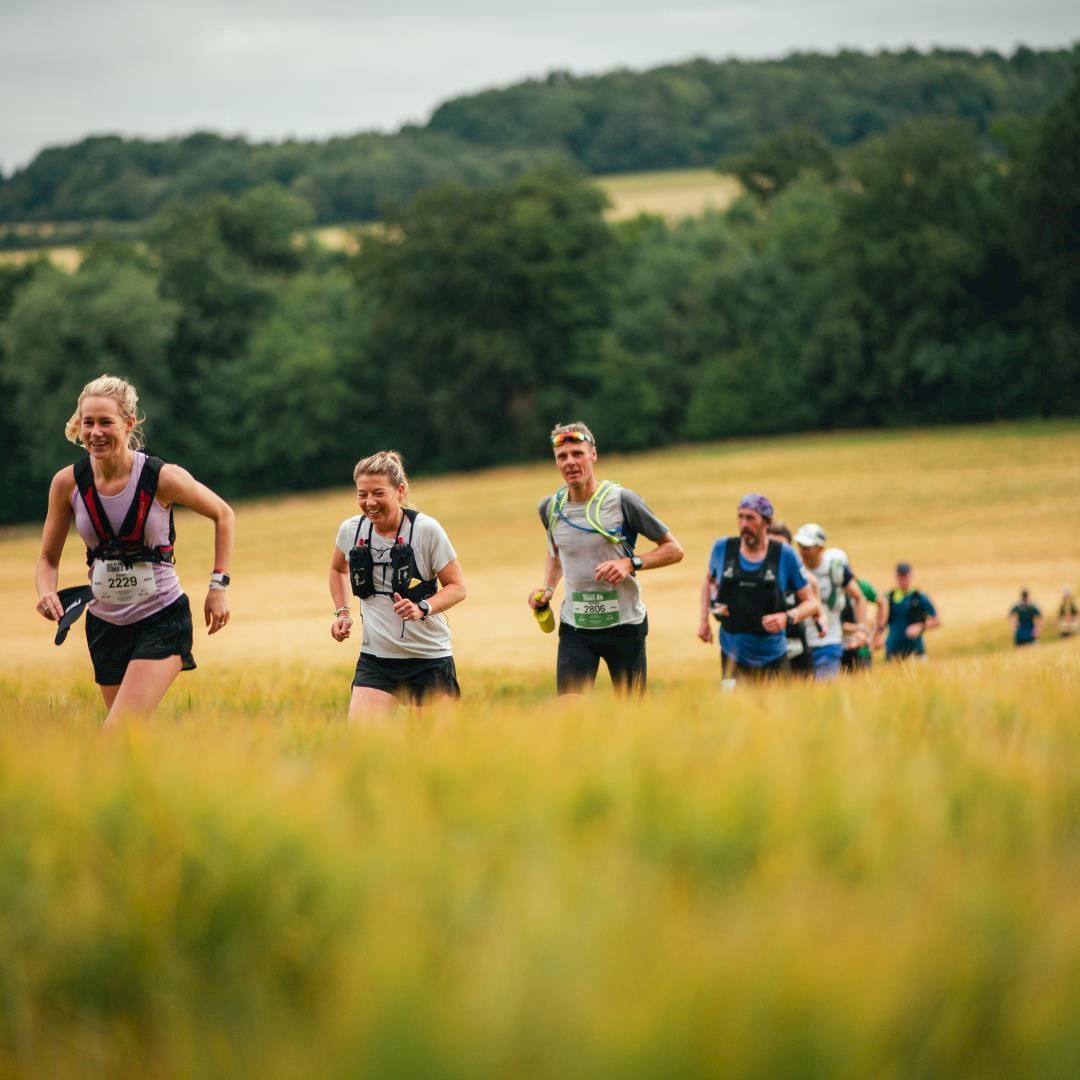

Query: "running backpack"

xmin=74 ymin=455 xmax=175 ymax=569
xmin=546 ymin=481 xmax=633 ymax=555
xmin=349 ymin=508 xmax=438 ymax=604
xmin=715 ymin=538 xmax=785 ymax=636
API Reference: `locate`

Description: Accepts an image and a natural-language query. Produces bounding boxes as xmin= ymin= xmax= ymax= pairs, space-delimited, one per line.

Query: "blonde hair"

xmin=551 ymin=420 xmax=596 ymax=445
xmin=65 ymin=374 xmax=145 ymax=449
xmin=353 ymin=450 xmax=410 ymax=504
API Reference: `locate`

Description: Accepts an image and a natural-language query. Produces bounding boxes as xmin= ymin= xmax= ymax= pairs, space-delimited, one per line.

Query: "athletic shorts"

xmin=353 ymin=653 xmax=461 ymax=705
xmin=85 ymin=594 xmax=196 ymax=686
xmin=810 ymin=643 xmax=844 ymax=681
xmin=556 ymin=617 xmax=647 ymax=696
xmin=721 ymin=651 xmax=790 ymax=683
xmin=841 ymin=648 xmax=872 ymax=673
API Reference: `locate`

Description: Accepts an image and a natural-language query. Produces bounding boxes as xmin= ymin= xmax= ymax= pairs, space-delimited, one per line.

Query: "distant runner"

xmin=700 ymin=495 xmax=817 ymax=683
xmin=34 ymin=374 xmax=234 ymax=729
xmin=1009 ymin=589 xmax=1042 ymax=647
xmin=530 ymin=422 xmax=683 ymax=696
xmin=793 ymin=523 xmax=868 ymax=681
xmin=841 ymin=577 xmax=879 ymax=673
xmin=330 ymin=450 xmax=467 ymax=718
xmin=767 ymin=520 xmax=820 ymax=679
xmin=1059 ymin=587 xmax=1079 ymax=638
xmin=874 ymin=562 xmax=941 ymax=662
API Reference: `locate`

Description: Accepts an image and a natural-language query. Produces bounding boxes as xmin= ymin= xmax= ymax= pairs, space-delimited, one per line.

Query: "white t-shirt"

xmin=335 ymin=511 xmax=457 ymax=659
xmin=805 ymin=547 xmax=852 ymax=648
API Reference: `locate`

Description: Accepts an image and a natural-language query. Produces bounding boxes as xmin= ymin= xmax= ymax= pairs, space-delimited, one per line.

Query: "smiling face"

xmin=80 ymin=395 xmax=135 ymax=460
xmin=356 ymin=473 xmax=406 ymax=531
xmin=554 ymin=439 xmax=597 ymax=490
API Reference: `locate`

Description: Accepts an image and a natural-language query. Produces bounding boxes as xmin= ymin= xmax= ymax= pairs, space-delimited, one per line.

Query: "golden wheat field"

xmin=2 ymin=422 xmax=1080 ymax=1077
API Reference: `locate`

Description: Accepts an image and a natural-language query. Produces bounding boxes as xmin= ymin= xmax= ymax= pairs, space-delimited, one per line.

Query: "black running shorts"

xmin=352 ymin=653 xmax=461 ymax=705
xmin=556 ymin=616 xmax=648 ymax=696
xmin=85 ymin=594 xmax=196 ymax=686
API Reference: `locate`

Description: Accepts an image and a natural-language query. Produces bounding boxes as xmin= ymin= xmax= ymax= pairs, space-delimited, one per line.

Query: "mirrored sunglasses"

xmin=552 ymin=431 xmax=592 ymax=447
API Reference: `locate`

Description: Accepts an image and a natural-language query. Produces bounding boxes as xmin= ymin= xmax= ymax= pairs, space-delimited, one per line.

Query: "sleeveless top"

xmin=70 ymin=452 xmax=184 ymax=625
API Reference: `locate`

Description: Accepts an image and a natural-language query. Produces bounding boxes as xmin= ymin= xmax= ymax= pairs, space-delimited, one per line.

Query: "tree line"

xmin=1 ymin=45 xmax=1076 ymax=226
xmin=0 ymin=70 xmax=1076 ymax=525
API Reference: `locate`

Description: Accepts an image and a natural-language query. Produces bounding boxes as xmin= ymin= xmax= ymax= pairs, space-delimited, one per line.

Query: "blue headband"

xmin=738 ymin=493 xmax=774 ymax=521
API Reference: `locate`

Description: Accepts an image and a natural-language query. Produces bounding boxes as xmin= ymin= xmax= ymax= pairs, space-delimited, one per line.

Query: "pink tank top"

xmin=70 ymin=452 xmax=184 ymax=625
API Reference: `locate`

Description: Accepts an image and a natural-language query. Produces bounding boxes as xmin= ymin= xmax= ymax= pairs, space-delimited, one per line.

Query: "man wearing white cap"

xmin=794 ymin=522 xmax=867 ymax=681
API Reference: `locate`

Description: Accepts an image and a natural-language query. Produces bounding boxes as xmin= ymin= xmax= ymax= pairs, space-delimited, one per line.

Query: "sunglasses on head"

xmin=552 ymin=431 xmax=592 ymax=447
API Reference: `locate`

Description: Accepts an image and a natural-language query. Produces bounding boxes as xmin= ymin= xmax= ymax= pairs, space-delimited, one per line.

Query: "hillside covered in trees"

xmin=1 ymin=62 xmax=1076 ymax=523
xmin=1 ymin=44 xmax=1076 ymax=225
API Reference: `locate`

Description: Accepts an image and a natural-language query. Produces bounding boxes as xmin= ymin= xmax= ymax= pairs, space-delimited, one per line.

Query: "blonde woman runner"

xmin=329 ymin=451 xmax=466 ymax=719
xmin=35 ymin=374 xmax=235 ymax=729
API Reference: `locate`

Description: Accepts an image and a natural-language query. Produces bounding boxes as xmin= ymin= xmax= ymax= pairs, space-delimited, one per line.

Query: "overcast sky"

xmin=2 ymin=1 xmax=1077 ymax=174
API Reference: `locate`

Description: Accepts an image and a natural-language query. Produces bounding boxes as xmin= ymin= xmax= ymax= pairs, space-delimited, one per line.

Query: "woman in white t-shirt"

xmin=329 ymin=450 xmax=467 ymax=719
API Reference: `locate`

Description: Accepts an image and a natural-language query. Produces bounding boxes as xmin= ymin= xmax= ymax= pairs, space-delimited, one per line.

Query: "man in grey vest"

xmin=528 ymin=421 xmax=683 ymax=695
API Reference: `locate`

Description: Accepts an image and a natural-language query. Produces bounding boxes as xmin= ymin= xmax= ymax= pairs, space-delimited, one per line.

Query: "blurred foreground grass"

xmin=3 ymin=643 xmax=1080 ymax=1077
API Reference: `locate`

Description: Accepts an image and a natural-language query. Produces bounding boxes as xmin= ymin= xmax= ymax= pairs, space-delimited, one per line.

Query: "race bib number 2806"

xmin=571 ymin=590 xmax=620 ymax=629
xmin=91 ymin=560 xmax=158 ymax=605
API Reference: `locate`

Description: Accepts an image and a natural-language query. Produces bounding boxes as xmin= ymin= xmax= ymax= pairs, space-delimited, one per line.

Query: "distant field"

xmin=0 ymin=169 xmax=742 ymax=271
xmin=3 ymin=425 xmax=1079 ymax=1076
xmin=596 ymin=168 xmax=742 ymax=221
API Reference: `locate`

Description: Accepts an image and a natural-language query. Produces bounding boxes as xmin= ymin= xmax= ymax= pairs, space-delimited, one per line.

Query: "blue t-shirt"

xmin=708 ymin=539 xmax=809 ymax=667
xmin=885 ymin=589 xmax=938 ymax=656
xmin=1010 ymin=602 xmax=1040 ymax=644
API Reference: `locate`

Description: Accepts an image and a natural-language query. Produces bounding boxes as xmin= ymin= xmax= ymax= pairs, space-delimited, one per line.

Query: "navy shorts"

xmin=85 ymin=594 xmax=196 ymax=686
xmin=353 ymin=653 xmax=461 ymax=705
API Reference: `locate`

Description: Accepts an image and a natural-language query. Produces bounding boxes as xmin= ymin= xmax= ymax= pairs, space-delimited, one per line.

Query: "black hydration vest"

xmin=74 ymin=455 xmax=175 ymax=569
xmin=348 ymin=508 xmax=438 ymax=604
xmin=715 ymin=538 xmax=784 ymax=636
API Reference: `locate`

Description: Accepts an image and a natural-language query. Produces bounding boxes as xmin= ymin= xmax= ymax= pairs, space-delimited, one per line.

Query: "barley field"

xmin=2 ymin=422 xmax=1079 ymax=1078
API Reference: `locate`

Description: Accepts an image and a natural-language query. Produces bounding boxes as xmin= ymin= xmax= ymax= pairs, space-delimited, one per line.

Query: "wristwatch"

xmin=209 ymin=571 xmax=230 ymax=589
xmin=630 ymin=555 xmax=643 ymax=575
xmin=417 ymin=599 xmax=431 ymax=620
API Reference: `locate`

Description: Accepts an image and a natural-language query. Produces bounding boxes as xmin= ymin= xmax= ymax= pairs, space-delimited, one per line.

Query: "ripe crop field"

xmin=2 ymin=422 xmax=1079 ymax=1076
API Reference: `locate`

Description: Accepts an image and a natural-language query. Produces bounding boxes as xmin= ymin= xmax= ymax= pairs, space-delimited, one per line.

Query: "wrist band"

xmin=334 ymin=607 xmax=352 ymax=618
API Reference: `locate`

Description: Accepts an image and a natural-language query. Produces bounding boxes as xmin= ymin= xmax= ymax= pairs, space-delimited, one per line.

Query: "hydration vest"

xmin=74 ymin=455 xmax=175 ymax=569
xmin=348 ymin=509 xmax=438 ymax=604
xmin=715 ymin=538 xmax=784 ymax=636
xmin=890 ymin=588 xmax=927 ymax=626
xmin=546 ymin=481 xmax=633 ymax=555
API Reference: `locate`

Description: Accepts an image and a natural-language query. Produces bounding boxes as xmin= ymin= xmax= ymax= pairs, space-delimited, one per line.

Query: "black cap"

xmin=54 ymin=585 xmax=93 ymax=645
xmin=895 ymin=562 xmax=912 ymax=576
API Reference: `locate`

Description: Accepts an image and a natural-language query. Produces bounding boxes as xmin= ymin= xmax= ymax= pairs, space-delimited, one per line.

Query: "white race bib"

xmin=571 ymin=589 xmax=620 ymax=628
xmin=91 ymin=559 xmax=158 ymax=605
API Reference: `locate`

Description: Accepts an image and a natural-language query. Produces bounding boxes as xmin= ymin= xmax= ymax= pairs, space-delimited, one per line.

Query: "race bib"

xmin=571 ymin=589 xmax=620 ymax=628
xmin=91 ymin=560 xmax=158 ymax=605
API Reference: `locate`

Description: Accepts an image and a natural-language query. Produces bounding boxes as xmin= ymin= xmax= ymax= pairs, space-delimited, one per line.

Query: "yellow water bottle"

xmin=533 ymin=590 xmax=556 ymax=633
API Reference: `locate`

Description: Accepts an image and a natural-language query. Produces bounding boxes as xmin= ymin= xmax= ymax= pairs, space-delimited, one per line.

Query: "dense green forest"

xmin=1 ymin=45 xmax=1076 ymax=226
xmin=1 ymin=62 xmax=1076 ymax=524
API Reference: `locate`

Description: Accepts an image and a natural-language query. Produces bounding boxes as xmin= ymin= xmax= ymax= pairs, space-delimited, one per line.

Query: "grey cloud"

xmin=2 ymin=1 xmax=1077 ymax=172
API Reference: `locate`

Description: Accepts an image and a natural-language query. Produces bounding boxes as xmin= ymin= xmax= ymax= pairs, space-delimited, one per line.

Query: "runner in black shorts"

xmin=34 ymin=374 xmax=234 ymax=730
xmin=329 ymin=450 xmax=467 ymax=720
xmin=529 ymin=422 xmax=683 ymax=696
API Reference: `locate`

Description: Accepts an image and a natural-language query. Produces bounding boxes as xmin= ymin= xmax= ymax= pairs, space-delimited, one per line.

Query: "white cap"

xmin=794 ymin=522 xmax=827 ymax=548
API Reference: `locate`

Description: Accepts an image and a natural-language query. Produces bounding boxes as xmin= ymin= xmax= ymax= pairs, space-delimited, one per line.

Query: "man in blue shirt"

xmin=698 ymin=494 xmax=817 ymax=682
xmin=874 ymin=562 xmax=941 ymax=661
xmin=1009 ymin=589 xmax=1042 ymax=647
